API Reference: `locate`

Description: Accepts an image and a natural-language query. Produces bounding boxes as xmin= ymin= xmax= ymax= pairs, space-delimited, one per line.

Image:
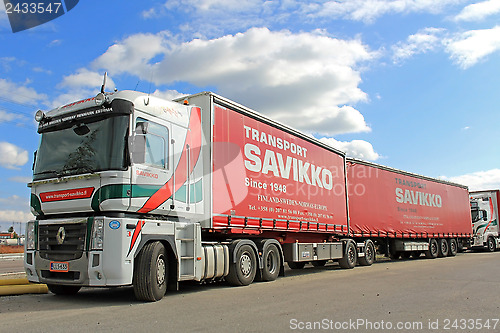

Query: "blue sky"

xmin=1 ymin=0 xmax=500 ymax=232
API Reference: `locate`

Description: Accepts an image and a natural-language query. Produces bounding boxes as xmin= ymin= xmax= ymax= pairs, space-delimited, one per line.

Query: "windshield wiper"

xmin=59 ymin=165 xmax=96 ymax=175
xmin=34 ymin=170 xmax=62 ymax=177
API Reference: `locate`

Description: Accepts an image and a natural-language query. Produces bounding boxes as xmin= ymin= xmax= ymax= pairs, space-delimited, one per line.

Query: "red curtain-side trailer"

xmin=346 ymin=158 xmax=472 ymax=259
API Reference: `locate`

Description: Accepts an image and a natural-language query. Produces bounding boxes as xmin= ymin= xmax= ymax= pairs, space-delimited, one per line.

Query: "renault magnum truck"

xmin=25 ymin=87 xmax=472 ymax=301
xmin=470 ymin=190 xmax=500 ymax=251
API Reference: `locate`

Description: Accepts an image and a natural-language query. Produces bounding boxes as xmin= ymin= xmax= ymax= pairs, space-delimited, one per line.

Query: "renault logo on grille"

xmin=56 ymin=226 xmax=66 ymax=245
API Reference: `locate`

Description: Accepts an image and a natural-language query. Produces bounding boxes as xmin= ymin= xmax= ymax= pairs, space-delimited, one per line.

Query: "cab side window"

xmin=136 ymin=118 xmax=169 ymax=169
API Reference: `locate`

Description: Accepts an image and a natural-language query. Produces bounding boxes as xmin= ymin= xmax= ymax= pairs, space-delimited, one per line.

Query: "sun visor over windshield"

xmin=38 ymin=99 xmax=134 ymax=133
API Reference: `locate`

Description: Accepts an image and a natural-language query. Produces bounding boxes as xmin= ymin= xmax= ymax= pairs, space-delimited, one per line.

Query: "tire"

xmin=448 ymin=239 xmax=458 ymax=257
xmin=438 ymin=239 xmax=449 ymax=257
xmin=133 ymin=241 xmax=168 ymax=302
xmin=261 ymin=244 xmax=280 ymax=281
xmin=311 ymin=260 xmax=327 ymax=267
xmin=287 ymin=261 xmax=306 ymax=269
xmin=358 ymin=240 xmax=375 ymax=266
xmin=425 ymin=239 xmax=438 ymax=259
xmin=47 ymin=284 xmax=81 ymax=295
xmin=339 ymin=241 xmax=357 ymax=269
xmin=226 ymin=244 xmax=257 ymax=286
xmin=487 ymin=237 xmax=496 ymax=252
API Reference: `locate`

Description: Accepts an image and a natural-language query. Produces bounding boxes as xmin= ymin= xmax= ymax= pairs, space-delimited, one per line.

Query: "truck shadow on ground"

xmin=2 ymin=251 xmax=488 ymax=312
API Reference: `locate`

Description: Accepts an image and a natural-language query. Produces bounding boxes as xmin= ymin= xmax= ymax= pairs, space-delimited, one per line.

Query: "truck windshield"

xmin=33 ymin=115 xmax=129 ymax=180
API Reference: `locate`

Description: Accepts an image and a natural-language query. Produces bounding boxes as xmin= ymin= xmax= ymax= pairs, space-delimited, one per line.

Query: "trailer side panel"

xmin=347 ymin=160 xmax=472 ymax=238
xmin=211 ymin=102 xmax=348 ymax=236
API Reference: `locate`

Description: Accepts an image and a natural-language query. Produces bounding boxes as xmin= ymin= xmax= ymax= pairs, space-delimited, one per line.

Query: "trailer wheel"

xmin=47 ymin=284 xmax=81 ymax=295
xmin=226 ymin=244 xmax=257 ymax=286
xmin=358 ymin=240 xmax=375 ymax=266
xmin=487 ymin=237 xmax=496 ymax=252
xmin=339 ymin=241 xmax=357 ymax=269
xmin=133 ymin=241 xmax=168 ymax=302
xmin=448 ymin=239 xmax=458 ymax=256
xmin=261 ymin=244 xmax=280 ymax=281
xmin=438 ymin=239 xmax=449 ymax=257
xmin=425 ymin=239 xmax=439 ymax=259
xmin=311 ymin=260 xmax=327 ymax=267
xmin=287 ymin=261 xmax=306 ymax=269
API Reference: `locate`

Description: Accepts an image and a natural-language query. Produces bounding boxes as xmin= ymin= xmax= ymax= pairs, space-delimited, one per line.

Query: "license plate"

xmin=50 ymin=261 xmax=69 ymax=272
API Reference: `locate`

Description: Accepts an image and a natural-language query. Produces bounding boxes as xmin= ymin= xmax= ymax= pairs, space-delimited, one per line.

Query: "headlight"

xmin=91 ymin=218 xmax=104 ymax=250
xmin=26 ymin=221 xmax=36 ymax=250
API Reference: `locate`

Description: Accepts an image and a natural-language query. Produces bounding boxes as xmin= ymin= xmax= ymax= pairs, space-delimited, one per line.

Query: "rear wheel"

xmin=133 ymin=241 xmax=168 ymax=302
xmin=226 ymin=244 xmax=257 ymax=286
xmin=487 ymin=237 xmax=496 ymax=252
xmin=438 ymin=239 xmax=449 ymax=257
xmin=448 ymin=239 xmax=458 ymax=256
xmin=425 ymin=239 xmax=439 ymax=259
xmin=287 ymin=261 xmax=306 ymax=269
xmin=358 ymin=240 xmax=375 ymax=266
xmin=47 ymin=284 xmax=81 ymax=295
xmin=339 ymin=241 xmax=357 ymax=269
xmin=261 ymin=244 xmax=280 ymax=281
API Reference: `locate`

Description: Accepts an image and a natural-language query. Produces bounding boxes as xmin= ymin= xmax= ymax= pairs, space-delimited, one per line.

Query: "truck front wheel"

xmin=226 ymin=244 xmax=257 ymax=286
xmin=487 ymin=237 xmax=496 ymax=252
xmin=133 ymin=241 xmax=168 ymax=302
xmin=47 ymin=284 xmax=81 ymax=295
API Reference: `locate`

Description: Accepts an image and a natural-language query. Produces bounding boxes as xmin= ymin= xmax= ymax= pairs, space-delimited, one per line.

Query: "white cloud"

xmin=454 ymin=0 xmax=500 ymax=22
xmin=8 ymin=176 xmax=32 ymax=183
xmin=441 ymin=169 xmax=500 ymax=191
xmin=301 ymin=0 xmax=464 ymax=24
xmin=319 ymin=137 xmax=380 ymax=161
xmin=0 ymin=142 xmax=29 ymax=169
xmin=94 ymin=28 xmax=375 ymax=136
xmin=0 ymin=78 xmax=49 ymax=106
xmin=392 ymin=28 xmax=445 ymax=63
xmin=0 ymin=110 xmax=21 ymax=123
xmin=0 ymin=210 xmax=34 ymax=223
xmin=444 ymin=26 xmax=500 ymax=69
xmin=0 ymin=1 xmax=8 ymax=29
xmin=59 ymin=68 xmax=115 ymax=90
xmin=152 ymin=89 xmax=185 ymax=101
xmin=143 ymin=0 xmax=464 ymax=29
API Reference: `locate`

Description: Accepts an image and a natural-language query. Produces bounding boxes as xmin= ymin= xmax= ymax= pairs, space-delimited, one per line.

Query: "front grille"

xmin=41 ymin=270 xmax=80 ymax=281
xmin=39 ymin=222 xmax=87 ymax=261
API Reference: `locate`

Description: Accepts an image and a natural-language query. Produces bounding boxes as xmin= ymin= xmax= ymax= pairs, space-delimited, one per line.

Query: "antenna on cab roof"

xmin=101 ymin=72 xmax=107 ymax=94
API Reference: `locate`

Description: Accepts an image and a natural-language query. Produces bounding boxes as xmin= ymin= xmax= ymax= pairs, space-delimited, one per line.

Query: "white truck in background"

xmin=470 ymin=190 xmax=500 ymax=252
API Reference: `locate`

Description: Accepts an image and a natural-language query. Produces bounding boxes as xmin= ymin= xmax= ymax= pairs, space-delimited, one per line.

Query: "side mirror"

xmin=482 ymin=210 xmax=488 ymax=221
xmin=130 ymin=134 xmax=146 ymax=164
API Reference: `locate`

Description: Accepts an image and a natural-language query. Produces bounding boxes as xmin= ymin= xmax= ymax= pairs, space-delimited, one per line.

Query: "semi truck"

xmin=470 ymin=190 xmax=500 ymax=251
xmin=24 ymin=87 xmax=473 ymax=301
